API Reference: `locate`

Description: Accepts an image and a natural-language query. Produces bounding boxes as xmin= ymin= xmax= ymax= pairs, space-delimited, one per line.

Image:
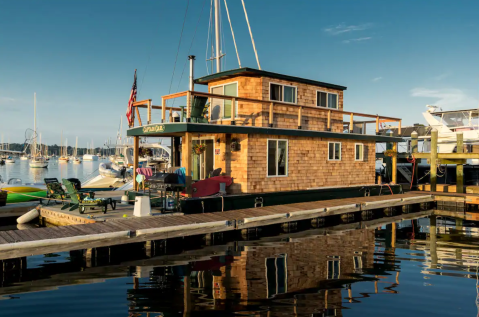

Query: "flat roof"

xmin=194 ymin=68 xmax=347 ymax=91
xmin=127 ymin=123 xmax=403 ymax=142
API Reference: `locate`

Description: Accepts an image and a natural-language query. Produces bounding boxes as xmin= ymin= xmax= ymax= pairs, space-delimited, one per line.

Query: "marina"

xmin=2 ymin=0 xmax=479 ymax=315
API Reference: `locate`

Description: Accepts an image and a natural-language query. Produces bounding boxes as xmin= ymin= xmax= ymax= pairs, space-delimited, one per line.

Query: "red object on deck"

xmin=192 ymin=176 xmax=233 ymax=197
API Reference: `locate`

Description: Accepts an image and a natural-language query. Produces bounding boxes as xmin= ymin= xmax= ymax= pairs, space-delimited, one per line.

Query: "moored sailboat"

xmin=29 ymin=93 xmax=48 ymax=168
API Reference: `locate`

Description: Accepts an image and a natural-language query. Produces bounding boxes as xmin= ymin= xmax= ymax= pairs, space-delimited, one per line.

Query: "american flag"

xmin=126 ymin=69 xmax=137 ymax=126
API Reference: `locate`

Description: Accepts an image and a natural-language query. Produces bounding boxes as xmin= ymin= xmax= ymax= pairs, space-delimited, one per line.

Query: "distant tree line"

xmin=0 ymin=143 xmax=111 ymax=156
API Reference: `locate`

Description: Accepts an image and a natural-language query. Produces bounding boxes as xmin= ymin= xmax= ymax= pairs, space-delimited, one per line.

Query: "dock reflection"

xmin=1 ymin=209 xmax=479 ymax=316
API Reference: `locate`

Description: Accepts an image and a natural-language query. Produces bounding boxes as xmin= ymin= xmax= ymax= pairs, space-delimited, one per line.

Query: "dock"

xmin=0 ymin=192 xmax=433 ymax=260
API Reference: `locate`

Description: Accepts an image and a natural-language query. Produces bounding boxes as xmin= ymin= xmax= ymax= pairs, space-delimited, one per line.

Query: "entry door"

xmin=192 ymin=139 xmax=214 ymax=180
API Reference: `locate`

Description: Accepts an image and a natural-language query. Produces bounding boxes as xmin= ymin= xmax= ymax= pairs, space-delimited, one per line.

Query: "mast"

xmin=214 ymin=0 xmax=221 ymax=73
xmin=75 ymin=137 xmax=78 ymax=157
xmin=33 ymin=93 xmax=37 ymax=157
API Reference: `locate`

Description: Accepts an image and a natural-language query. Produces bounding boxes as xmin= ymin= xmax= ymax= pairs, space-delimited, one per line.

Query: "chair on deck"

xmin=61 ymin=178 xmax=116 ymax=214
xmin=44 ymin=178 xmax=69 ymax=205
xmin=136 ymin=167 xmax=153 ymax=191
xmin=190 ymin=97 xmax=209 ymax=123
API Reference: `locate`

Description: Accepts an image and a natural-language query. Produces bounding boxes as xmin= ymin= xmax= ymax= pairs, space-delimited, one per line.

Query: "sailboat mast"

xmin=214 ymin=0 xmax=221 ymax=73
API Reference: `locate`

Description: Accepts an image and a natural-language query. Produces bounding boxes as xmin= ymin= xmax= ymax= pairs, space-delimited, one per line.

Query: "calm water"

xmin=0 ymin=158 xmax=104 ymax=184
xmin=0 ymin=212 xmax=478 ymax=316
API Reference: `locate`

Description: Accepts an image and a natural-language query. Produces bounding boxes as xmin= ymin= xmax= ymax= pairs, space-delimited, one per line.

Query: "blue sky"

xmin=1 ymin=0 xmax=479 ymax=145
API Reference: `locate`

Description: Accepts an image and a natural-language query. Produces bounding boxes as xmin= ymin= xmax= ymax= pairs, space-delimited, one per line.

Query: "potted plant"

xmin=139 ymin=148 xmax=153 ymax=158
xmin=0 ymin=190 xmax=7 ymax=207
xmin=383 ymin=149 xmax=397 ymax=157
xmin=193 ymin=143 xmax=206 ymax=155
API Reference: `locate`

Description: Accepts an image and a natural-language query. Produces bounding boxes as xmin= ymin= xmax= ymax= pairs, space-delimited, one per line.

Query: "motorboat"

xmin=99 ymin=162 xmax=128 ymax=178
xmin=83 ymin=154 xmax=99 ymax=161
xmin=73 ymin=157 xmax=82 ymax=164
xmin=5 ymin=156 xmax=15 ymax=163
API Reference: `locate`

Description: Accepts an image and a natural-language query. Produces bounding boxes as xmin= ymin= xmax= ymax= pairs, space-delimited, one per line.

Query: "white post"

xmin=189 ymin=55 xmax=195 ymax=91
xmin=214 ymin=0 xmax=221 ymax=73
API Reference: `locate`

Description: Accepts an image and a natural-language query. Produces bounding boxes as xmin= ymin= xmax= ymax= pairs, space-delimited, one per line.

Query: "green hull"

xmin=7 ymin=191 xmax=47 ymax=203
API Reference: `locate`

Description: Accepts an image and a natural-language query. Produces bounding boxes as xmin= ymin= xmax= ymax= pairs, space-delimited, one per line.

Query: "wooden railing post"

xmin=133 ymin=136 xmax=139 ymax=191
xmin=169 ymin=107 xmax=173 ymax=122
xmin=231 ymin=97 xmax=236 ymax=125
xmin=269 ymin=102 xmax=274 ymax=127
xmin=186 ymin=91 xmax=192 ymax=122
xmin=161 ymin=98 xmax=166 ymax=123
xmin=392 ymin=142 xmax=397 ymax=184
xmin=147 ymin=99 xmax=152 ymax=124
xmin=430 ymin=128 xmax=438 ymax=192
xmin=376 ymin=116 xmax=380 ymax=134
xmin=411 ymin=131 xmax=419 ymax=189
xmin=327 ymin=110 xmax=331 ymax=131
xmin=135 ymin=106 xmax=142 ymax=126
xmin=349 ymin=113 xmax=354 ymax=133
xmin=398 ymin=120 xmax=402 ymax=135
xmin=298 ymin=106 xmax=302 ymax=129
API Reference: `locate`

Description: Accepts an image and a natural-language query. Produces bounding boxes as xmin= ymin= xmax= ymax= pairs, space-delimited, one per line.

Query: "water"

xmin=0 ymin=213 xmax=478 ymax=316
xmin=0 ymin=158 xmax=103 ymax=184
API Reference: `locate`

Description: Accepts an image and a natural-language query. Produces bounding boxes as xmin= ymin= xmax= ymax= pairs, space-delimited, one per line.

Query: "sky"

xmin=1 ymin=0 xmax=479 ymax=146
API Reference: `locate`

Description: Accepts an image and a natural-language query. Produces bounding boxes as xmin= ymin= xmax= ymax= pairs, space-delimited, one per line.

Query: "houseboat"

xmin=125 ymin=58 xmax=403 ymax=212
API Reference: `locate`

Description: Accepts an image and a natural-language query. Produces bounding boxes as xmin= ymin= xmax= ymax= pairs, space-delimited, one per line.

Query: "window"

xmin=270 ymin=83 xmax=297 ymax=103
xmin=210 ymin=82 xmax=238 ymax=120
xmin=317 ymin=91 xmax=338 ymax=109
xmin=267 ymin=140 xmax=288 ymax=176
xmin=353 ymin=255 xmax=363 ymax=273
xmin=327 ymin=256 xmax=340 ymax=279
xmin=328 ymin=142 xmax=341 ymax=161
xmin=266 ymin=254 xmax=287 ymax=298
xmin=355 ymin=143 xmax=364 ymax=161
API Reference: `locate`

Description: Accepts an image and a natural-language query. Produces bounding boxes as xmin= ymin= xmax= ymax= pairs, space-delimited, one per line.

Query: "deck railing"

xmin=129 ymin=90 xmax=402 ymax=135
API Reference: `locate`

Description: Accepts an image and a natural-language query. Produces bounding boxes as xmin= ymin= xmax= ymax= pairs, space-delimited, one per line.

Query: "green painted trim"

xmin=127 ymin=123 xmax=404 ymax=142
xmin=194 ymin=67 xmax=347 ymax=91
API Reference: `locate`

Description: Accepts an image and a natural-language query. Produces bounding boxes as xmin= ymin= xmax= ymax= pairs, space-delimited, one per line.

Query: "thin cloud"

xmin=372 ymin=77 xmax=383 ymax=82
xmin=342 ymin=37 xmax=372 ymax=44
xmin=410 ymin=87 xmax=478 ymax=109
xmin=323 ymin=23 xmax=373 ymax=35
xmin=432 ymin=73 xmax=450 ymax=81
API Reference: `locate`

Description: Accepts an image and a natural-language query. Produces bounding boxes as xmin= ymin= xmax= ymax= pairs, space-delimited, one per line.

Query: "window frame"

xmin=209 ymin=81 xmax=239 ymax=121
xmin=265 ymin=254 xmax=288 ymax=298
xmin=328 ymin=142 xmax=342 ymax=161
xmin=327 ymin=256 xmax=341 ymax=280
xmin=269 ymin=82 xmax=298 ymax=104
xmin=316 ymin=90 xmax=339 ymax=109
xmin=266 ymin=139 xmax=289 ymax=177
xmin=355 ymin=143 xmax=364 ymax=161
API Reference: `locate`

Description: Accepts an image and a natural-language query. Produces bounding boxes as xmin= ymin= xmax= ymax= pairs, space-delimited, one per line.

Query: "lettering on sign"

xmin=143 ymin=125 xmax=165 ymax=134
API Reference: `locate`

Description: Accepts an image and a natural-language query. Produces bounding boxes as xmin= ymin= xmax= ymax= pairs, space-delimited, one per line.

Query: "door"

xmin=192 ymin=139 xmax=214 ymax=180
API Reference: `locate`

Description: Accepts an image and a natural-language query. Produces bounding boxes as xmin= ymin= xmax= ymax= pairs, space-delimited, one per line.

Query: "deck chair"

xmin=44 ymin=178 xmax=69 ymax=205
xmin=190 ymin=97 xmax=209 ymax=123
xmin=61 ymin=179 xmax=116 ymax=214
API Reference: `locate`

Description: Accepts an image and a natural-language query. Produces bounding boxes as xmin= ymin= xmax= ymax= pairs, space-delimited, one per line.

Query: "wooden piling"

xmin=430 ymin=129 xmax=438 ymax=192
xmin=392 ymin=142 xmax=397 ymax=184
xmin=161 ymin=98 xmax=166 ymax=123
xmin=147 ymin=99 xmax=152 ymax=124
xmin=430 ymin=215 xmax=437 ymax=269
xmin=456 ymin=132 xmax=464 ymax=193
xmin=133 ymin=136 xmax=139 ymax=190
xmin=269 ymin=102 xmax=274 ymax=127
xmin=411 ymin=131 xmax=419 ymax=189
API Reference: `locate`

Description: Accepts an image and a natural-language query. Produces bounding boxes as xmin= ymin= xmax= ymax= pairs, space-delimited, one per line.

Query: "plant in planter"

xmin=193 ymin=143 xmax=206 ymax=155
xmin=383 ymin=149 xmax=397 ymax=157
xmin=139 ymin=148 xmax=153 ymax=158
xmin=0 ymin=190 xmax=7 ymax=207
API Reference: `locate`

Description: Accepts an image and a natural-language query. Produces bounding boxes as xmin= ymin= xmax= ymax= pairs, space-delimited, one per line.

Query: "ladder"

xmin=397 ymin=165 xmax=412 ymax=183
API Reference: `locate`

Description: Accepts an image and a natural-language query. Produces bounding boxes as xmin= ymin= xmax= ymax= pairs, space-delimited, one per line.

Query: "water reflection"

xmin=1 ymin=211 xmax=479 ymax=316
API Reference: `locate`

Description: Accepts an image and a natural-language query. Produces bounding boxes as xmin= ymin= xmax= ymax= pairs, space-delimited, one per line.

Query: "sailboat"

xmin=73 ymin=137 xmax=81 ymax=164
xmin=29 ymin=93 xmax=48 ymax=168
xmin=5 ymin=136 xmax=15 ymax=163
xmin=59 ymin=131 xmax=69 ymax=163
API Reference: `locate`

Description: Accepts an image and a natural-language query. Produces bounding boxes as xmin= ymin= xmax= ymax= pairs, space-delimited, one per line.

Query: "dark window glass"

xmin=268 ymin=140 xmax=277 ymax=176
xmin=270 ymin=84 xmax=282 ymax=101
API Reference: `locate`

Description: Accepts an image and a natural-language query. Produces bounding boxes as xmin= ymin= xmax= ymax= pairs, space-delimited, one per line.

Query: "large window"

xmin=210 ymin=82 xmax=238 ymax=120
xmin=328 ymin=142 xmax=341 ymax=161
xmin=266 ymin=254 xmax=287 ymax=298
xmin=355 ymin=143 xmax=364 ymax=161
xmin=317 ymin=91 xmax=338 ymax=109
xmin=267 ymin=140 xmax=288 ymax=177
xmin=270 ymin=83 xmax=297 ymax=104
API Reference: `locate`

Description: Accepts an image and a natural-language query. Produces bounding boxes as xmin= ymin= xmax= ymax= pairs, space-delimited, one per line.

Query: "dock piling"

xmin=430 ymin=129 xmax=438 ymax=192
xmin=411 ymin=131 xmax=419 ymax=189
xmin=456 ymin=132 xmax=464 ymax=193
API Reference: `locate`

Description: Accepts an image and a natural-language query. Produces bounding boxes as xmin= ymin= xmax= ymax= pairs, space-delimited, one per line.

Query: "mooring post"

xmin=429 ymin=215 xmax=438 ymax=269
xmin=430 ymin=129 xmax=438 ymax=192
xmin=391 ymin=222 xmax=396 ymax=248
xmin=456 ymin=132 xmax=464 ymax=193
xmin=411 ymin=131 xmax=419 ymax=189
xmin=184 ymin=275 xmax=191 ymax=317
xmin=392 ymin=142 xmax=397 ymax=184
xmin=386 ymin=130 xmax=393 ymax=182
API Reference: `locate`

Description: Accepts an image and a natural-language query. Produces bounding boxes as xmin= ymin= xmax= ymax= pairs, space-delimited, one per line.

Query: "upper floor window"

xmin=270 ymin=83 xmax=297 ymax=104
xmin=265 ymin=254 xmax=287 ymax=298
xmin=210 ymin=82 xmax=238 ymax=120
xmin=317 ymin=91 xmax=338 ymax=109
xmin=355 ymin=143 xmax=364 ymax=161
xmin=267 ymin=139 xmax=288 ymax=177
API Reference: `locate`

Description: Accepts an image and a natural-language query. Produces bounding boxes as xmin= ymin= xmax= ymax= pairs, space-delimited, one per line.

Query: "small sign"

xmin=215 ymin=149 xmax=220 ymax=155
xmin=143 ymin=124 xmax=165 ymax=134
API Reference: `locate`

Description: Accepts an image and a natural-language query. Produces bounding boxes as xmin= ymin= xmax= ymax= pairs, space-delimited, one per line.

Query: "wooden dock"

xmin=0 ymin=192 xmax=433 ymax=260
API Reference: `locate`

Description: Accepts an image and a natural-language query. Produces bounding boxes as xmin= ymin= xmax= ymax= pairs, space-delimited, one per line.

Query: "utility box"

xmin=133 ymin=196 xmax=151 ymax=217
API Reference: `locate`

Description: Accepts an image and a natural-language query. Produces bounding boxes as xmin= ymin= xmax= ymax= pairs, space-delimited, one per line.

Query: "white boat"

xmin=99 ymin=162 xmax=128 ymax=178
xmin=5 ymin=156 xmax=15 ymax=163
xmin=72 ymin=137 xmax=82 ymax=164
xmin=30 ymin=157 xmax=48 ymax=168
xmin=83 ymin=154 xmax=99 ymax=161
xmin=20 ymin=156 xmax=29 ymax=160
xmin=73 ymin=158 xmax=82 ymax=164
